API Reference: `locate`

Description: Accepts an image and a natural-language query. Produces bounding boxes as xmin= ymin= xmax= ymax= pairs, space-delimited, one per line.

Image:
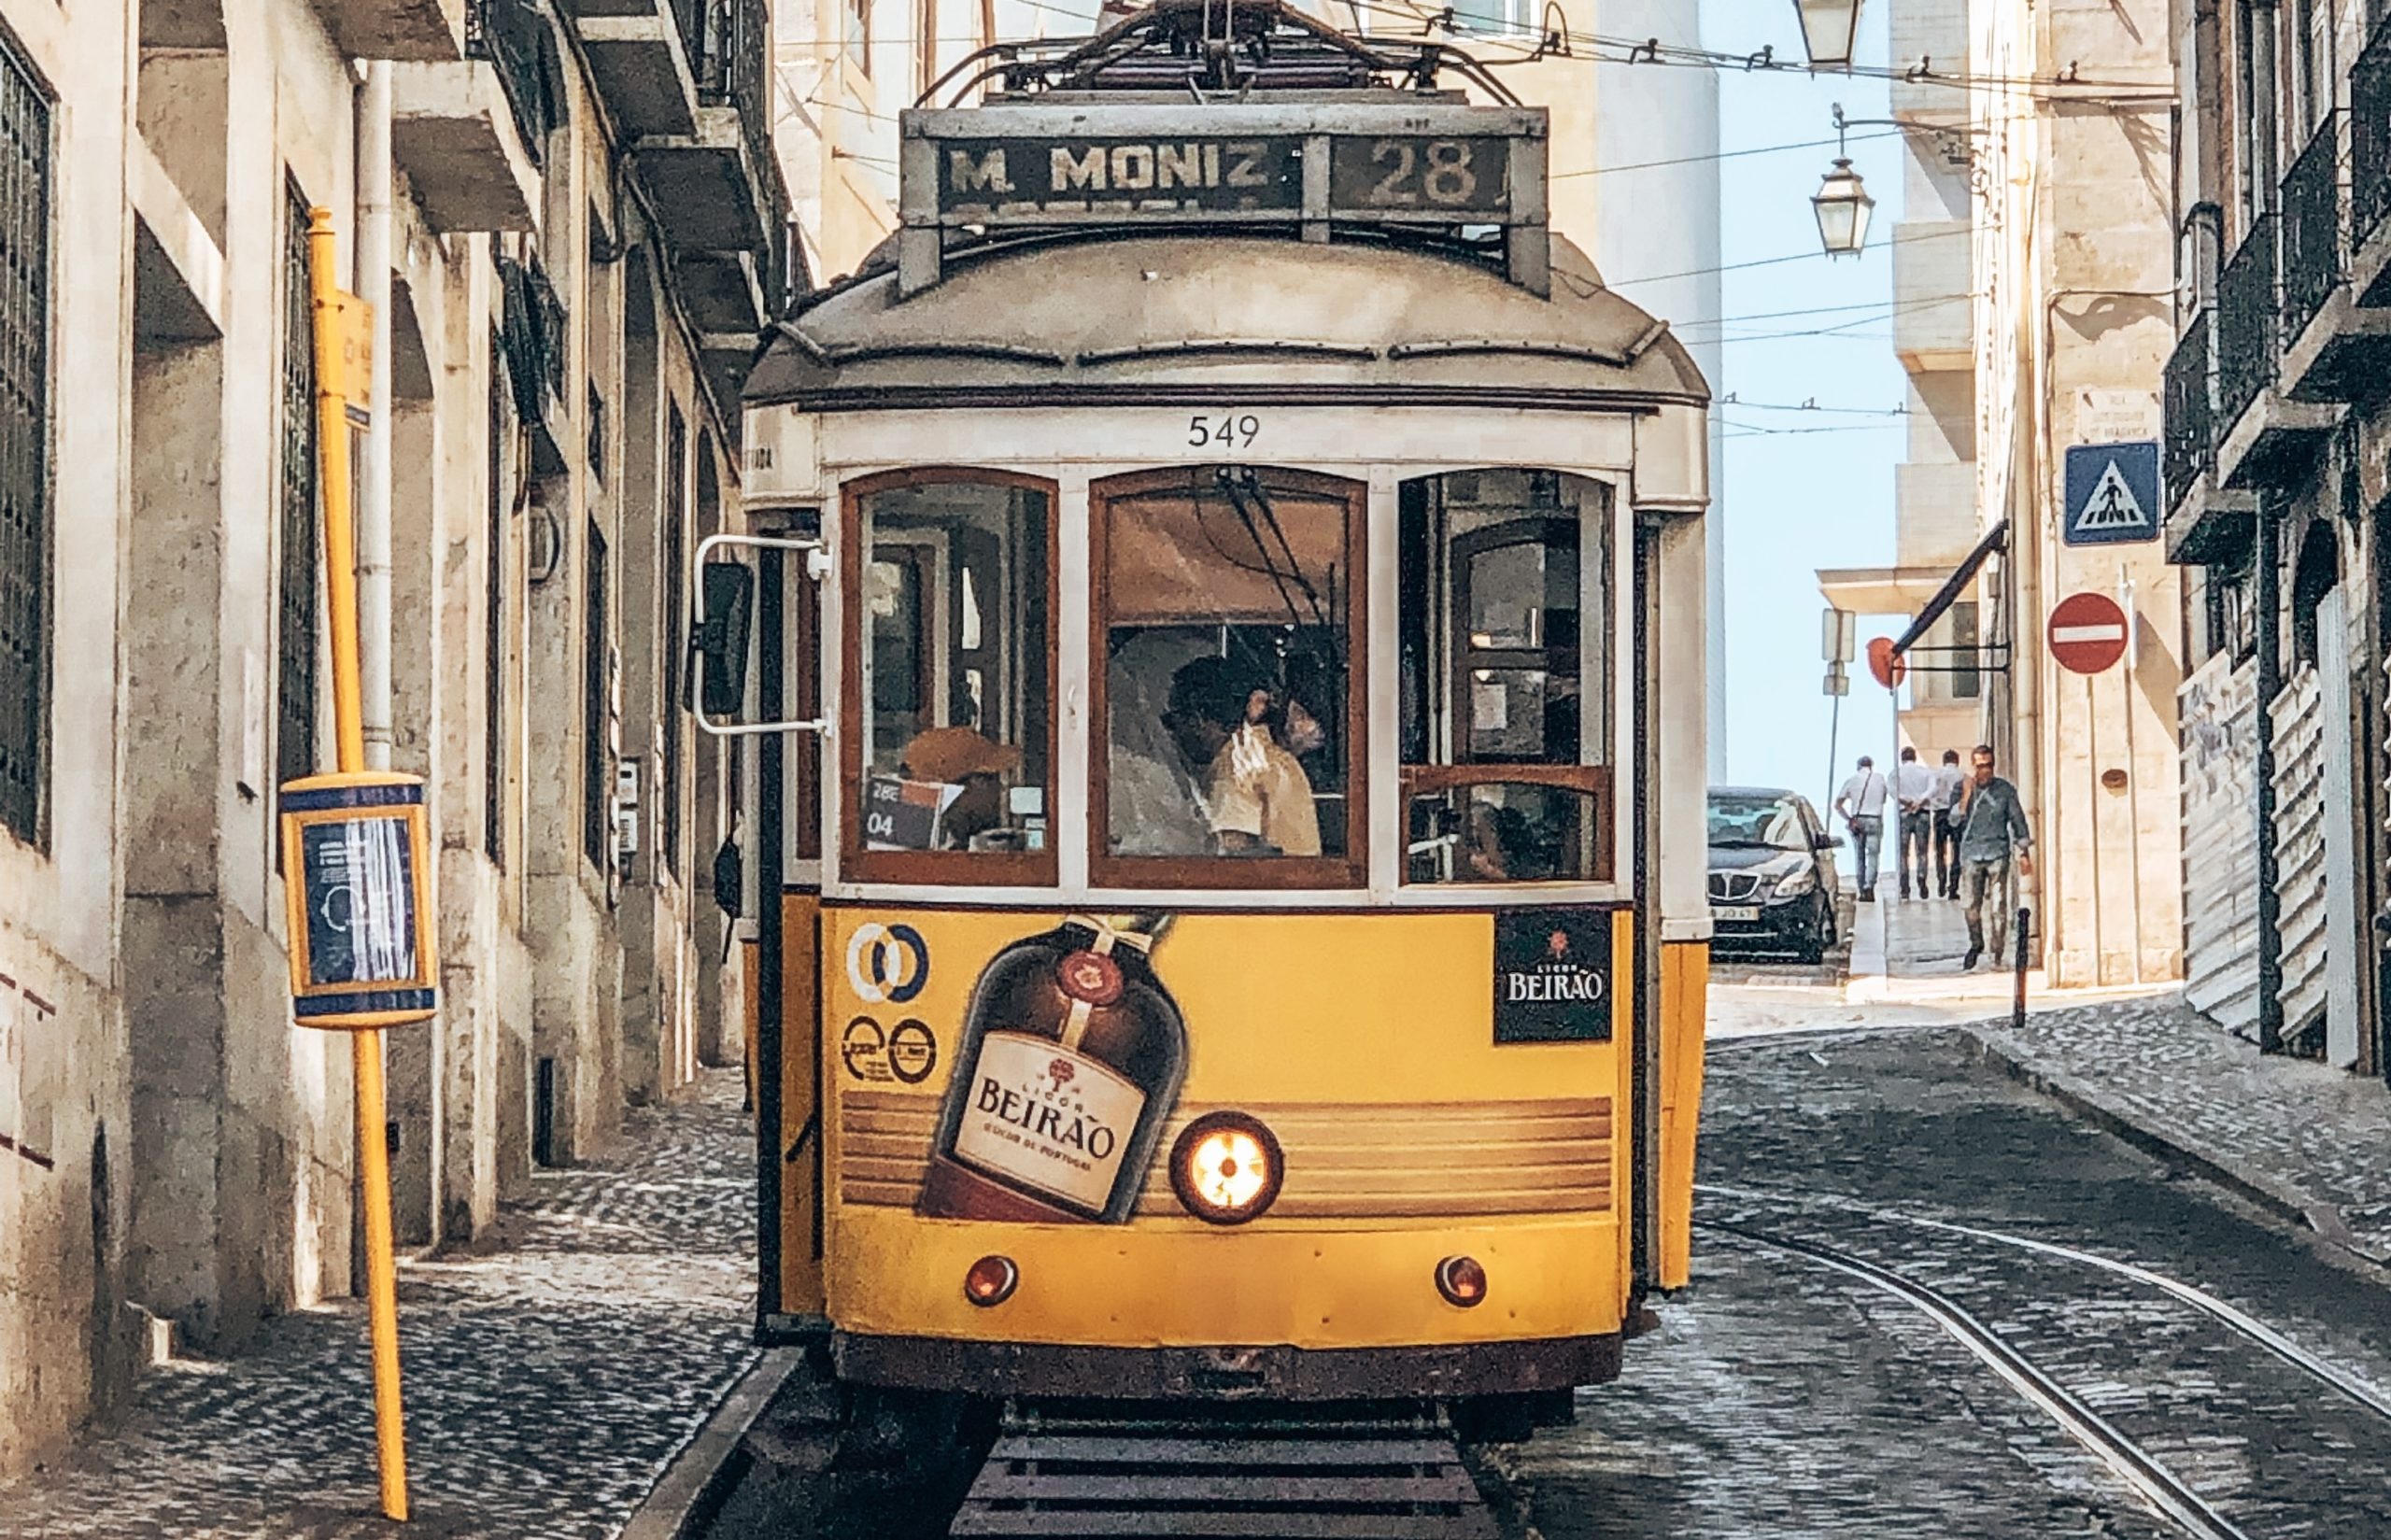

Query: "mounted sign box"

xmin=278 ymin=771 xmax=438 ymax=1030
xmin=898 ymin=102 xmax=1550 ymax=297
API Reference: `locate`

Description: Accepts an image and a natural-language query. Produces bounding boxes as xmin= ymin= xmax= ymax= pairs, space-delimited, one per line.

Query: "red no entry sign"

xmin=2047 ymin=591 xmax=2129 ymax=674
xmin=1865 ymin=635 xmax=1907 ymax=689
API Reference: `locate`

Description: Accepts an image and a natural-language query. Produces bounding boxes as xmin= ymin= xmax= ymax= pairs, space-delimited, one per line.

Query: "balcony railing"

xmin=2282 ymin=111 xmax=2344 ymax=342
xmin=469 ymin=0 xmax=559 ymax=167
xmin=698 ymin=0 xmax=770 ymax=157
xmin=2216 ymin=214 xmax=2279 ymax=431
xmin=2356 ymin=9 xmax=2391 ymax=248
xmin=2164 ymin=309 xmax=2213 ymax=512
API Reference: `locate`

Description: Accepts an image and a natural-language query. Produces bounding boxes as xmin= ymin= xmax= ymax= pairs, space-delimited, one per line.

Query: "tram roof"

xmin=745 ymin=231 xmax=1710 ymax=414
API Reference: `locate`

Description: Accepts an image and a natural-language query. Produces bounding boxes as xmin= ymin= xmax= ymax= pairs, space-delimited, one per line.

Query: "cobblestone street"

xmin=0 ymin=1071 xmax=757 ymax=1540
xmin=1491 ymin=1021 xmax=2391 ymax=1537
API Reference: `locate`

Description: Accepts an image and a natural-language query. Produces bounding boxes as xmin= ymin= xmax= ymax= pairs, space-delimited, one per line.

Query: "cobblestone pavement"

xmin=1490 ymin=1025 xmax=2391 ymax=1537
xmin=0 ymin=1071 xmax=757 ymax=1540
xmin=1973 ymin=994 xmax=2391 ymax=1264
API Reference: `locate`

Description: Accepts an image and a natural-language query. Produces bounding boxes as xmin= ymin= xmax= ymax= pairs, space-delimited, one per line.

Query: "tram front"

xmin=729 ymin=2 xmax=1713 ymax=1426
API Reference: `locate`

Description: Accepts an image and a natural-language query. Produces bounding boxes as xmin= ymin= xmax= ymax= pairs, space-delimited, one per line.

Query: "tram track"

xmin=1699 ymin=1180 xmax=2391 ymax=1424
xmin=1697 ymin=1216 xmax=2255 ymax=1540
xmin=1694 ymin=1173 xmax=2391 ymax=1540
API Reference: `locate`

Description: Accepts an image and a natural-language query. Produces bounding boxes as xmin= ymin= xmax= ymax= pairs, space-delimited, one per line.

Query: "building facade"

xmin=0 ymin=0 xmax=783 ymax=1473
xmin=1826 ymin=0 xmax=2183 ymax=982
xmin=1969 ymin=0 xmax=2184 ymax=987
xmin=2164 ymin=0 xmax=2391 ymax=1073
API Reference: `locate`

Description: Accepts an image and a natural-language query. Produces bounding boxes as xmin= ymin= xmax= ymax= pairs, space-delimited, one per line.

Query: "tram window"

xmin=1398 ymin=470 xmax=1613 ymax=884
xmin=843 ymin=473 xmax=1054 ymax=882
xmin=1091 ymin=467 xmax=1366 ymax=887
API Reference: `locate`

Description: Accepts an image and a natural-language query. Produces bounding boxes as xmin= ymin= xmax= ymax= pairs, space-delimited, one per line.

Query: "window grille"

xmin=661 ymin=408 xmax=687 ymax=879
xmin=584 ymin=521 xmax=610 ymax=869
xmin=0 ymin=41 xmax=49 ymax=846
xmin=276 ymin=183 xmax=319 ymax=812
xmin=486 ymin=326 xmax=508 ymax=864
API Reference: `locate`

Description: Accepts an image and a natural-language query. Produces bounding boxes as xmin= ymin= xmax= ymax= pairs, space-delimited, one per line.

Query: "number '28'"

xmin=1368 ymin=139 xmax=1479 ymax=206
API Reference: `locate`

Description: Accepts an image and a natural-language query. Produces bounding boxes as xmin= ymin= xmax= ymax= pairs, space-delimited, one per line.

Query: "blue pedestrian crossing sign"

xmin=2062 ymin=441 xmax=2161 ymax=546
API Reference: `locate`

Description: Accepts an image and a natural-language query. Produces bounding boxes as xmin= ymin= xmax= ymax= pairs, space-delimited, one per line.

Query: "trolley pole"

xmin=308 ymin=207 xmax=411 ymax=1521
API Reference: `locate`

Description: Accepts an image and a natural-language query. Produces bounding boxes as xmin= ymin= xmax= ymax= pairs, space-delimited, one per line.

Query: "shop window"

xmin=1399 ymin=470 xmax=1612 ymax=885
xmin=1091 ymin=467 xmax=1365 ymax=888
xmin=844 ymin=472 xmax=1053 ymax=883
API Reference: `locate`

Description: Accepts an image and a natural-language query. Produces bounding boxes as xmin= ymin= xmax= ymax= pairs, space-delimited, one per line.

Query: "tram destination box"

xmin=898 ymin=103 xmax=1549 ymax=296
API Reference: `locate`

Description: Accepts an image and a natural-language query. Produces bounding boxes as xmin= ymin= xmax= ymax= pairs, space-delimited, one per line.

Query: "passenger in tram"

xmin=898 ymin=726 xmax=1022 ymax=851
xmin=1110 ymin=650 xmax=1234 ymax=856
xmin=1213 ymin=684 xmax=1322 ymax=857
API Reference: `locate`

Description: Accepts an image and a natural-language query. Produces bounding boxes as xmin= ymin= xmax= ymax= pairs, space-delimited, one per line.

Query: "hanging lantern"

xmin=1811 ymin=157 xmax=1875 ymax=257
xmin=1792 ymin=0 xmax=1861 ymax=69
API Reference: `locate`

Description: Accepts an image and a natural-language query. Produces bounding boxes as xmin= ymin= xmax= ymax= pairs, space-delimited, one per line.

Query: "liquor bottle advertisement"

xmin=821 ymin=904 xmax=1629 ymax=1230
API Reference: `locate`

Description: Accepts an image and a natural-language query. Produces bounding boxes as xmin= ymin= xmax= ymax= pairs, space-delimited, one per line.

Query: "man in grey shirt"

xmin=1955 ymin=743 xmax=2033 ymax=969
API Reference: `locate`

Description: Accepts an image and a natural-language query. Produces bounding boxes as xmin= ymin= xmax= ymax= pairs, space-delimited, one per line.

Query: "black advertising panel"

xmin=1492 ymin=907 xmax=1615 ymax=1044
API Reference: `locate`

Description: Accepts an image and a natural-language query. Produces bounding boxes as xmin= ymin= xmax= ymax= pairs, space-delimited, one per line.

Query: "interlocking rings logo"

xmin=845 ymin=922 xmax=929 ymax=1005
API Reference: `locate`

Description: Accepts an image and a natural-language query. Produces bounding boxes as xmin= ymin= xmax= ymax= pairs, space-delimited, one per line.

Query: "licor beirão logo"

xmin=1507 ymin=927 xmax=1604 ymax=1003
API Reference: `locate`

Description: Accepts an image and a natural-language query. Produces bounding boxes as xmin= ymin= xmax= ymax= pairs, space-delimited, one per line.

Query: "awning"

xmin=1890 ymin=519 xmax=2007 ymax=657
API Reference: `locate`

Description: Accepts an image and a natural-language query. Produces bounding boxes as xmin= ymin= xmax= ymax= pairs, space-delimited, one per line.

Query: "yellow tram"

xmin=716 ymin=2 xmax=1713 ymax=1431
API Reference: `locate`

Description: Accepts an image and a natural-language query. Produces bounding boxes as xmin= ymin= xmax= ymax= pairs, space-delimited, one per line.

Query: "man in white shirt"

xmin=1929 ymin=748 xmax=1968 ymax=898
xmin=1832 ymin=756 xmax=1889 ymax=901
xmin=1893 ymin=747 xmax=1937 ymax=900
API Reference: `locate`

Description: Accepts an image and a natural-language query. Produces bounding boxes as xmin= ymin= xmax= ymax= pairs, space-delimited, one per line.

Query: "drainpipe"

xmin=359 ymin=61 xmax=395 ymax=771
xmin=2256 ymin=490 xmax=2285 ymax=1053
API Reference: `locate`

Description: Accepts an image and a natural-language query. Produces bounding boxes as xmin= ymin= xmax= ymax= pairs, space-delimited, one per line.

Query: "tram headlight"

xmin=963 ymin=1254 xmax=1019 ymax=1307
xmin=1168 ymin=1111 xmax=1283 ymax=1225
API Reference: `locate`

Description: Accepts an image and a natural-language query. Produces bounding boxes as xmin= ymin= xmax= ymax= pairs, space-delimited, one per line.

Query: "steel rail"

xmin=1697 ymin=1181 xmax=2391 ymax=1423
xmin=1701 ymin=1219 xmax=2253 ymax=1540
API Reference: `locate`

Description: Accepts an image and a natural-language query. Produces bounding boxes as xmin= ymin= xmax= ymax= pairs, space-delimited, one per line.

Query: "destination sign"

xmin=933 ymin=134 xmax=1514 ymax=221
xmin=933 ymin=133 xmax=1517 ymax=221
xmin=898 ymin=103 xmax=1549 ymax=294
xmin=939 ymin=136 xmax=1303 ymax=217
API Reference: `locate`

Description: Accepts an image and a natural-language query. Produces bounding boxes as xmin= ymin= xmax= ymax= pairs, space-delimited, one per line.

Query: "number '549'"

xmin=1187 ymin=414 xmax=1261 ymax=448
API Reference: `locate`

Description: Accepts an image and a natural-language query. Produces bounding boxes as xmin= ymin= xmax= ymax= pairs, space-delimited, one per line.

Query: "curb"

xmin=616 ymin=1347 xmax=806 ymax=1540
xmin=1960 ymin=1027 xmax=2385 ymax=1267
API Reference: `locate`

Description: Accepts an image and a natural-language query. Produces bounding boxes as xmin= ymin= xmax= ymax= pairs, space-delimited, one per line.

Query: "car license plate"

xmin=1714 ymin=905 xmax=1760 ymax=922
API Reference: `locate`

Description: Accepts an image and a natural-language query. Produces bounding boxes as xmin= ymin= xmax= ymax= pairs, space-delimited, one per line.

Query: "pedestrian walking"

xmin=1893 ymin=747 xmax=1935 ymax=899
xmin=1954 ymin=743 xmax=2033 ymax=968
xmin=1929 ymin=748 xmax=1966 ymax=898
xmin=1832 ymin=755 xmax=1889 ymax=901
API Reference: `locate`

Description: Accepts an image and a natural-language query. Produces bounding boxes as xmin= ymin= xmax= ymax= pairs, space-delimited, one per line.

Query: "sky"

xmin=1699 ymin=0 xmax=1908 ymax=812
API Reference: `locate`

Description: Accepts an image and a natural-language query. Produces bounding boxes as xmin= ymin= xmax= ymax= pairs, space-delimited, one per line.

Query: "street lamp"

xmin=1812 ymin=156 xmax=1875 ymax=257
xmin=1791 ymin=0 xmax=1860 ymax=69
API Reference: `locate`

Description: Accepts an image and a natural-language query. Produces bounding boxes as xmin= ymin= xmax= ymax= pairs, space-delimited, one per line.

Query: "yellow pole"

xmin=308 ymin=206 xmax=411 ymax=1522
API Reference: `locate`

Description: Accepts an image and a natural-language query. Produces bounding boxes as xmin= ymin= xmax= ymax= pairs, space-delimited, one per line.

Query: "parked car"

xmin=1706 ymin=785 xmax=1841 ymax=963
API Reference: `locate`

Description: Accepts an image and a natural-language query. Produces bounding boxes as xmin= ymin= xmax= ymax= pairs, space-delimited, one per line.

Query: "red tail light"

xmin=1436 ymin=1255 xmax=1488 ymax=1307
xmin=964 ymin=1254 xmax=1019 ymax=1307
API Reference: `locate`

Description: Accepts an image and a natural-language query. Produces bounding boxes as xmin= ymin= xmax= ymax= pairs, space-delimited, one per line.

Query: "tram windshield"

xmin=1094 ymin=468 xmax=1365 ymax=886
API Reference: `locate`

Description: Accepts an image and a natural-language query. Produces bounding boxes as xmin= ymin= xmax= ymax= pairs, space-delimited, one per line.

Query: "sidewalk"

xmin=0 ymin=1070 xmax=760 ymax=1540
xmin=1970 ymin=996 xmax=2391 ymax=1266
xmin=1858 ymin=897 xmax=2391 ymax=1269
